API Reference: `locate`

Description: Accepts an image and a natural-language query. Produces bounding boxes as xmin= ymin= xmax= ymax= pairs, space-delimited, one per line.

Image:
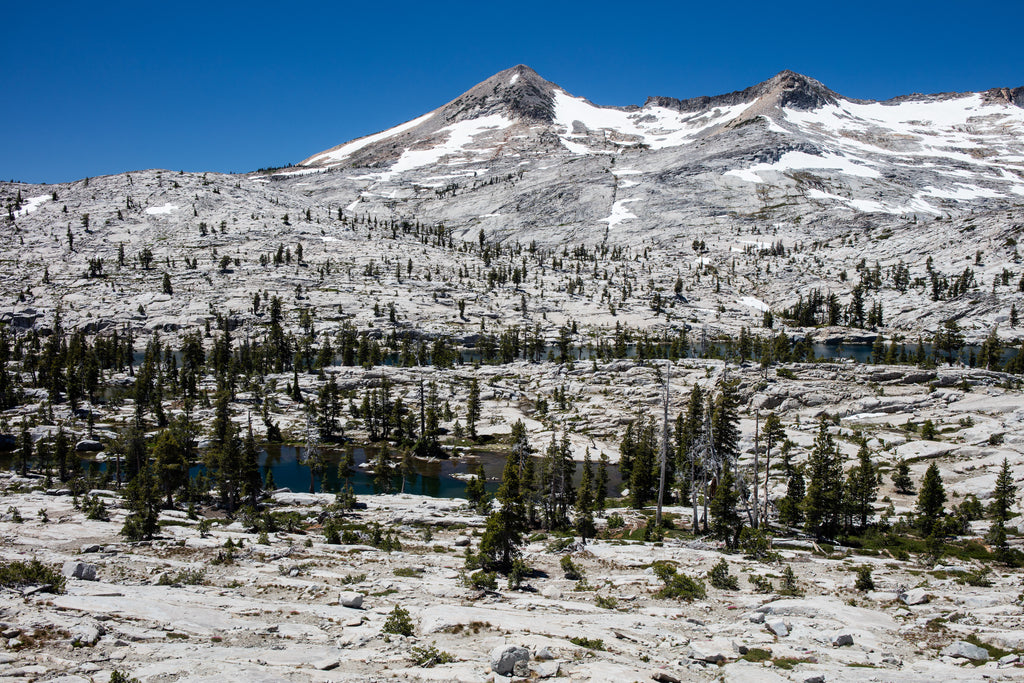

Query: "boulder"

xmin=80 ymin=544 xmax=102 ymax=554
xmin=69 ymin=623 xmax=103 ymax=647
xmin=339 ymin=591 xmax=364 ymax=609
xmin=900 ymin=588 xmax=930 ymax=605
xmin=536 ymin=661 xmax=560 ymax=678
xmin=941 ymin=640 xmax=989 ymax=661
xmin=453 ymin=536 xmax=471 ymax=547
xmin=766 ymin=619 xmax=788 ymax=637
xmin=75 ymin=440 xmax=104 ymax=452
xmin=651 ymin=669 xmax=682 ymax=683
xmin=490 ymin=645 xmax=529 ymax=676
xmin=535 ymin=647 xmax=554 ymax=661
xmin=62 ymin=561 xmax=98 ymax=581
xmin=832 ymin=633 xmax=854 ymax=647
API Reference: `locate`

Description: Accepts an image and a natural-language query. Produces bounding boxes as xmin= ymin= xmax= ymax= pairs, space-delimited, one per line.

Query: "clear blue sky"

xmin=4 ymin=0 xmax=1022 ymax=184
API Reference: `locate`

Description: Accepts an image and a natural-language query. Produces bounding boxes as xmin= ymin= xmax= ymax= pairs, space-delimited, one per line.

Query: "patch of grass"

xmin=773 ymin=657 xmax=812 ymax=670
xmin=741 ymin=648 xmax=772 ymax=663
xmin=393 ymin=567 xmax=422 ymax=577
xmin=340 ymin=573 xmax=367 ymax=585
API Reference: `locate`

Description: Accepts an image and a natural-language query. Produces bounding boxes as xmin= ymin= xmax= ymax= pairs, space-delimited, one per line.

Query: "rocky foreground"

xmin=2 ymin=473 xmax=1024 ymax=683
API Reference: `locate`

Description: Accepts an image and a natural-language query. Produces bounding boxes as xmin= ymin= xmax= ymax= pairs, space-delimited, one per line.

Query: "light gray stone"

xmin=536 ymin=661 xmax=560 ymax=678
xmin=651 ymin=669 xmax=682 ymax=682
xmin=900 ymin=588 xmax=930 ymax=605
xmin=62 ymin=561 xmax=98 ymax=581
xmin=69 ymin=623 xmax=102 ymax=647
xmin=339 ymin=591 xmax=364 ymax=609
xmin=490 ymin=645 xmax=530 ymax=676
xmin=940 ymin=640 xmax=989 ymax=661
xmin=535 ymin=646 xmax=554 ymax=661
xmin=314 ymin=658 xmax=340 ymax=670
xmin=766 ymin=619 xmax=788 ymax=637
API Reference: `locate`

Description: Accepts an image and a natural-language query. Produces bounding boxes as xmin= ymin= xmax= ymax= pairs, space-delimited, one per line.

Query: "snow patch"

xmin=306 ymin=112 xmax=434 ymax=166
xmin=737 ymin=296 xmax=770 ymax=312
xmin=145 ymin=203 xmax=178 ymax=216
xmin=13 ymin=194 xmax=50 ymax=218
xmin=379 ymin=114 xmax=514 ymax=181
xmin=602 ymin=198 xmax=641 ymax=228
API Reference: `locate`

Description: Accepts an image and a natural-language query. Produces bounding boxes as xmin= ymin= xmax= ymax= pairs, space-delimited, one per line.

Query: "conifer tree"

xmin=152 ymin=427 xmax=188 ymax=508
xmin=479 ymin=446 xmax=527 ymax=573
xmin=891 ymin=457 xmax=914 ymax=494
xmin=760 ymin=412 xmax=784 ymax=522
xmin=778 ymin=465 xmax=805 ymax=527
xmin=916 ymin=462 xmax=946 ymax=536
xmin=577 ymin=448 xmax=594 ymax=513
xmin=987 ymin=458 xmax=1016 ymax=560
xmin=847 ymin=441 xmax=878 ymax=531
xmin=710 ymin=468 xmax=743 ymax=548
xmin=121 ymin=465 xmax=161 ymax=541
xmin=466 ymin=377 xmax=481 ymax=439
xmin=595 ymin=453 xmax=609 ymax=512
xmin=803 ymin=420 xmax=844 ymax=538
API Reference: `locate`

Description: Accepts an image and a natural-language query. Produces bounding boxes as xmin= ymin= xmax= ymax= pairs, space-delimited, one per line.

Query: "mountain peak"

xmin=439 ymin=65 xmax=560 ymax=124
xmin=759 ymin=70 xmax=839 ymax=109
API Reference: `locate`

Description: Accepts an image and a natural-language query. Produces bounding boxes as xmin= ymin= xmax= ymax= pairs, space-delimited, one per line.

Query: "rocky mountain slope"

xmin=2 ymin=66 xmax=1024 ymax=346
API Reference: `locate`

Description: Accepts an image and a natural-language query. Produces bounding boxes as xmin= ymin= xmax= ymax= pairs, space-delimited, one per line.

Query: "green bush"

xmin=382 ymin=604 xmax=415 ymax=636
xmin=748 ymin=574 xmax=774 ymax=593
xmin=594 ymin=594 xmax=618 ymax=609
xmin=468 ymin=570 xmax=498 ymax=591
xmin=652 ymin=561 xmax=706 ymax=600
xmin=607 ymin=513 xmax=625 ymax=529
xmin=854 ymin=565 xmax=874 ymax=591
xmin=708 ymin=558 xmax=739 ymax=590
xmin=0 ymin=559 xmax=66 ymax=594
xmin=410 ymin=642 xmax=456 ymax=667
xmin=560 ymin=555 xmax=583 ymax=581
xmin=569 ymin=636 xmax=604 ymax=650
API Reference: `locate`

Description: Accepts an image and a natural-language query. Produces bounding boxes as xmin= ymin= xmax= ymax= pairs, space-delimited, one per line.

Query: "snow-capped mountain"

xmin=3 ymin=66 xmax=1024 ymax=343
xmin=299 ymin=65 xmax=1024 ymax=222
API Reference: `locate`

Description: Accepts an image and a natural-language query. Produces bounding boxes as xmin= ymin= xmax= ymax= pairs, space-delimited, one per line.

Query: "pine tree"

xmin=916 ymin=462 xmax=946 ymax=536
xmin=803 ymin=420 xmax=844 ymax=538
xmin=577 ymin=449 xmax=594 ymax=513
xmin=466 ymin=377 xmax=480 ymax=439
xmin=892 ymin=457 xmax=914 ymax=494
xmin=847 ymin=441 xmax=878 ymax=531
xmin=987 ymin=458 xmax=1016 ymax=560
xmin=152 ymin=428 xmax=188 ymax=508
xmin=778 ymin=465 xmax=805 ymax=527
xmin=465 ymin=463 xmax=487 ymax=512
xmin=710 ymin=468 xmax=743 ymax=548
xmin=162 ymin=273 xmax=172 ymax=295
xmin=17 ymin=419 xmax=31 ymax=477
xmin=761 ymin=412 xmax=784 ymax=523
xmin=479 ymin=446 xmax=527 ymax=573
xmin=595 ymin=453 xmax=609 ymax=512
xmin=121 ymin=465 xmax=160 ymax=541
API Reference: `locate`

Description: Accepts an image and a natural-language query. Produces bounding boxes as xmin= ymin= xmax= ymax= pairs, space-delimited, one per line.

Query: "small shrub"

xmin=382 ymin=604 xmax=415 ymax=636
xmin=569 ymin=636 xmax=604 ymax=650
xmin=507 ymin=559 xmax=529 ymax=590
xmin=594 ymin=594 xmax=618 ymax=609
xmin=340 ymin=573 xmax=366 ymax=585
xmin=410 ymin=642 xmax=456 ymax=667
xmin=607 ymin=513 xmax=625 ymax=529
xmin=778 ymin=565 xmax=802 ymax=596
xmin=468 ymin=570 xmax=498 ymax=591
xmin=110 ymin=671 xmax=141 ymax=683
xmin=157 ymin=567 xmax=206 ymax=586
xmin=652 ymin=561 xmax=706 ymax=600
xmin=0 ymin=559 xmax=66 ymax=594
xmin=393 ymin=567 xmax=421 ymax=577
xmin=708 ymin=558 xmax=739 ymax=590
xmin=560 ymin=555 xmax=584 ymax=581
xmin=749 ymin=574 xmax=774 ymax=594
xmin=854 ymin=565 xmax=874 ymax=591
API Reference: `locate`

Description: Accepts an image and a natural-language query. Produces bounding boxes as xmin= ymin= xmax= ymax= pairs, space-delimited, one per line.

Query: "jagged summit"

xmin=438 ymin=64 xmax=560 ymax=124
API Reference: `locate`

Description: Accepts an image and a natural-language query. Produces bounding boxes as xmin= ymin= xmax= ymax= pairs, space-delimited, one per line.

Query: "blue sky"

xmin=4 ymin=0 xmax=1022 ymax=183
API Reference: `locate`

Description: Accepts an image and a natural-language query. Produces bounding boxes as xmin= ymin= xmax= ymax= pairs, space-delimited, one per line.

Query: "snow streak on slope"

xmin=306 ymin=112 xmax=435 ymax=166
xmin=13 ymin=194 xmax=50 ymax=218
xmin=552 ymin=90 xmax=748 ymax=154
xmin=378 ymin=114 xmax=514 ymax=180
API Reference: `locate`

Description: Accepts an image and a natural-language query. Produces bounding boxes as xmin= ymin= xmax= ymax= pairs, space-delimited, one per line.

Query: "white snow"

xmin=509 ymin=73 xmax=520 ymax=85
xmin=727 ymin=151 xmax=880 ymax=181
xmin=13 ymin=194 xmax=50 ymax=218
xmin=379 ymin=114 xmax=514 ymax=180
xmin=918 ymin=184 xmax=1004 ymax=200
xmin=602 ymin=198 xmax=641 ymax=228
xmin=305 ymin=112 xmax=434 ymax=166
xmin=737 ymin=296 xmax=770 ymax=312
xmin=559 ymin=137 xmax=591 ymax=155
xmin=145 ymin=203 xmax=178 ymax=216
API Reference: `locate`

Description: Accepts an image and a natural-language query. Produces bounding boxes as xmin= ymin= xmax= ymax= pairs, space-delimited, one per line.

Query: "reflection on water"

xmin=0 ymin=445 xmax=622 ymax=501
